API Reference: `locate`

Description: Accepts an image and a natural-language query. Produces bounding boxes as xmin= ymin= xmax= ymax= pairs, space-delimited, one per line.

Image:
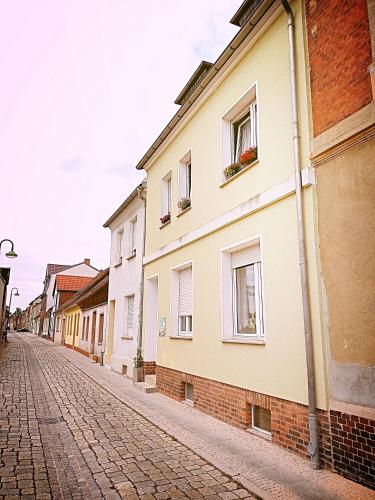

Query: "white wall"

xmin=108 ymin=194 xmax=145 ymax=378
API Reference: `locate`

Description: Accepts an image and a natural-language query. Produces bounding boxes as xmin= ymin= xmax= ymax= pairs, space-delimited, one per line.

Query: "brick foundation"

xmin=156 ymin=365 xmax=331 ymax=467
xmin=144 ymin=361 xmax=156 ymax=375
xmin=330 ymin=410 xmax=375 ymax=489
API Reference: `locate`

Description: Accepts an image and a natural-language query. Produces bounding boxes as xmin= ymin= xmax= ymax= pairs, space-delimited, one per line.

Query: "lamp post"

xmin=4 ymin=287 xmax=20 ymax=341
xmin=0 ymin=239 xmax=18 ymax=259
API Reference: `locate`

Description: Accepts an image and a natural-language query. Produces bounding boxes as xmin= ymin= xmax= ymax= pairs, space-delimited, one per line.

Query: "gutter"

xmin=281 ymin=0 xmax=320 ymax=469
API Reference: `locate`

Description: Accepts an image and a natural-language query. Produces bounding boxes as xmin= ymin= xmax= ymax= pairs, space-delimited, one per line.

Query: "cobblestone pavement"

xmin=0 ymin=334 xmax=256 ymax=500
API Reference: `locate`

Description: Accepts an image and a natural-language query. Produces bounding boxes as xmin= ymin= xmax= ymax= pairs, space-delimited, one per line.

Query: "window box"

xmin=177 ymin=197 xmax=191 ymax=211
xmin=160 ymin=213 xmax=171 ymax=225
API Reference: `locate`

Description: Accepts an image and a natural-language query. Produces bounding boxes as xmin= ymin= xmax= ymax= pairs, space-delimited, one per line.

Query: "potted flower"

xmin=239 ymin=147 xmax=257 ymax=166
xmin=133 ymin=348 xmax=144 ymax=383
xmin=160 ymin=213 xmax=171 ymax=225
xmin=223 ymin=162 xmax=241 ymax=179
xmin=177 ymin=197 xmax=191 ymax=211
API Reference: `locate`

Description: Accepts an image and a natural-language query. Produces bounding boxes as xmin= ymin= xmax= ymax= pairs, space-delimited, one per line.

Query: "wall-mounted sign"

xmin=159 ymin=317 xmax=166 ymax=336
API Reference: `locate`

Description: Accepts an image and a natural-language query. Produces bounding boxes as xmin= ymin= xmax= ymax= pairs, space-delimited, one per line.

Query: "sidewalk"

xmin=46 ymin=339 xmax=373 ymax=500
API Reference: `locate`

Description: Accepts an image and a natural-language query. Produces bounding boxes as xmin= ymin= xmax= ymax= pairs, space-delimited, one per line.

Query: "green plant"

xmin=177 ymin=197 xmax=191 ymax=211
xmin=223 ymin=162 xmax=241 ymax=179
xmin=133 ymin=348 xmax=144 ymax=368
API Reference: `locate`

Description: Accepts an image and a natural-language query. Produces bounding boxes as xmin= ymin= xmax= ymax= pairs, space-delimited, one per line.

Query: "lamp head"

xmin=5 ymin=249 xmax=18 ymax=259
xmin=14 ymin=291 xmax=20 ymax=297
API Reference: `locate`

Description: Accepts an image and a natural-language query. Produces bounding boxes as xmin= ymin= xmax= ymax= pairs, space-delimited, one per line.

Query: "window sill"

xmin=176 ymin=206 xmax=191 ymax=217
xmin=221 ymin=338 xmax=265 ymax=345
xmin=159 ymin=220 xmax=171 ymax=229
xmin=121 ymin=336 xmax=133 ymax=340
xmin=126 ymin=253 xmax=136 ymax=261
xmin=113 ymin=259 xmax=122 ymax=268
xmin=169 ymin=335 xmax=193 ymax=340
xmin=246 ymin=427 xmax=272 ymax=441
xmin=220 ymin=159 xmax=259 ymax=188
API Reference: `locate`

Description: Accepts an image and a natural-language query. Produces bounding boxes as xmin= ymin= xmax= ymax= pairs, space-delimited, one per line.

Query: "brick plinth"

xmin=155 ymin=365 xmax=331 ymax=467
xmin=330 ymin=410 xmax=375 ymax=489
xmin=144 ymin=361 xmax=156 ymax=375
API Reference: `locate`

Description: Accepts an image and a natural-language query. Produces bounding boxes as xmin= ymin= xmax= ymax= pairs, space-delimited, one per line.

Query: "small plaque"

xmin=159 ymin=317 xmax=166 ymax=336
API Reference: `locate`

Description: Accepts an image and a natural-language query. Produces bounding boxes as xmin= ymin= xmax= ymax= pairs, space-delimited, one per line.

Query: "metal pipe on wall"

xmin=281 ymin=0 xmax=320 ymax=469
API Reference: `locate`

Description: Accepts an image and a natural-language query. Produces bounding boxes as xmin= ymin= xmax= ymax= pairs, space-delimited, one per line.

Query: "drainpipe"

xmin=281 ymin=0 xmax=320 ymax=469
xmin=136 ymin=183 xmax=147 ymax=357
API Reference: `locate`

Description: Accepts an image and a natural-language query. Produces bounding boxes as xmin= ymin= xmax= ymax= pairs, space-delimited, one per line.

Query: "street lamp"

xmin=0 ymin=239 xmax=18 ymax=259
xmin=3 ymin=287 xmax=20 ymax=341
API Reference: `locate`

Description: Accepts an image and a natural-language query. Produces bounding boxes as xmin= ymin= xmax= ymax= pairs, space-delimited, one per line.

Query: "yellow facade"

xmin=142 ymin=2 xmax=329 ymax=409
xmin=63 ymin=305 xmax=81 ymax=349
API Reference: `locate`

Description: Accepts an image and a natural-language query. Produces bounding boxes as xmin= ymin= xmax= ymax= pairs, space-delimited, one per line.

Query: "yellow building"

xmin=138 ymin=0 xmax=330 ymax=467
xmin=61 ymin=304 xmax=81 ymax=351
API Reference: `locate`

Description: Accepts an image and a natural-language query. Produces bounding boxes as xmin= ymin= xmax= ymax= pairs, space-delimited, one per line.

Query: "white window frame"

xmin=124 ymin=294 xmax=135 ymax=338
xmin=221 ymin=236 xmax=265 ymax=342
xmin=116 ymin=229 xmax=124 ymax=264
xmin=170 ymin=261 xmax=193 ymax=338
xmin=129 ymin=216 xmax=137 ymax=257
xmin=220 ymin=82 xmax=258 ymax=182
xmin=161 ymin=171 xmax=172 ymax=218
xmin=178 ymin=149 xmax=192 ymax=208
xmin=251 ymin=405 xmax=271 ymax=437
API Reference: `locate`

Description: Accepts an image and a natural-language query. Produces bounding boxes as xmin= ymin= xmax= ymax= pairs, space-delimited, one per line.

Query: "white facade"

xmin=107 ymin=189 xmax=147 ymax=378
xmin=78 ymin=303 xmax=108 ymax=358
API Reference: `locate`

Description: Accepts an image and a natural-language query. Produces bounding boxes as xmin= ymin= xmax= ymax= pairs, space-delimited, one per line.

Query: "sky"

xmin=0 ymin=0 xmax=241 ymax=311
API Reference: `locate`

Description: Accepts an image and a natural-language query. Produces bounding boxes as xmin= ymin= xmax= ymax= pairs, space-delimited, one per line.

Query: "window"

xmin=221 ymin=238 xmax=264 ymax=341
xmin=56 ymin=317 xmax=60 ymax=332
xmin=98 ymin=314 xmax=104 ymax=344
xmin=221 ymin=83 xmax=258 ymax=182
xmin=161 ymin=171 xmax=172 ymax=222
xmin=232 ymin=102 xmax=257 ymax=162
xmin=116 ymin=229 xmax=124 ymax=264
xmin=252 ymin=405 xmax=271 ymax=434
xmin=85 ymin=316 xmax=90 ymax=341
xmin=178 ymin=267 xmax=192 ymax=336
xmin=129 ymin=217 xmax=137 ymax=257
xmin=125 ymin=295 xmax=135 ymax=337
xmin=178 ymin=150 xmax=192 ymax=211
xmin=184 ymin=383 xmax=194 ymax=404
xmin=232 ymin=245 xmax=263 ymax=337
xmin=82 ymin=317 xmax=86 ymax=339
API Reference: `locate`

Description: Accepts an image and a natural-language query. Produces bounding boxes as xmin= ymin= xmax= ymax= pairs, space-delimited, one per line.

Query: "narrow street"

xmin=0 ymin=334 xmax=255 ymax=500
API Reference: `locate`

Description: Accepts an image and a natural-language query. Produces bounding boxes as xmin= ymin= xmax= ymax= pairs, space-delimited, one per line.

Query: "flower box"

xmin=223 ymin=162 xmax=241 ymax=179
xmin=160 ymin=213 xmax=171 ymax=225
xmin=239 ymin=147 xmax=257 ymax=166
xmin=177 ymin=197 xmax=191 ymax=211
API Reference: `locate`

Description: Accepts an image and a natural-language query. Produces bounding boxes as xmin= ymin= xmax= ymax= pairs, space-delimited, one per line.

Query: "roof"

xmin=136 ymin=0 xmax=274 ymax=170
xmin=55 ymin=275 xmax=94 ymax=292
xmin=76 ymin=269 xmax=109 ymax=307
xmin=56 ymin=269 xmax=109 ymax=313
xmin=103 ymin=180 xmax=146 ymax=228
xmin=174 ymin=61 xmax=213 ymax=106
xmin=0 ymin=267 xmax=10 ymax=286
xmin=230 ymin=0 xmax=264 ymax=27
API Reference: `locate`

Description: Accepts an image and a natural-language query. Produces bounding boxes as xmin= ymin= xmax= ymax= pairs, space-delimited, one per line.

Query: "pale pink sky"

xmin=0 ymin=0 xmax=241 ymax=310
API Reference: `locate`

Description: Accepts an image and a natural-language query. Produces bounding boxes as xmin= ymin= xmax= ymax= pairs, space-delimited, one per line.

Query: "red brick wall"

xmin=144 ymin=361 xmax=156 ymax=375
xmin=156 ymin=365 xmax=331 ymax=467
xmin=330 ymin=410 xmax=375 ymax=488
xmin=306 ymin=0 xmax=373 ymax=137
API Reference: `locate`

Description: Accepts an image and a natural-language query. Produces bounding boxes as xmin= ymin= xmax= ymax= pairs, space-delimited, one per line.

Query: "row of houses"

xmin=23 ymin=0 xmax=374 ymax=489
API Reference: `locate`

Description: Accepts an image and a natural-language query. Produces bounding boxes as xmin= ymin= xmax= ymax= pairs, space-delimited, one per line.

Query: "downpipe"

xmin=281 ymin=0 xmax=320 ymax=469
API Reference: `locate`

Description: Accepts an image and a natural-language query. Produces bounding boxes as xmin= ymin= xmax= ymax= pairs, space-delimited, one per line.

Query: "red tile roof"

xmin=55 ymin=275 xmax=94 ymax=292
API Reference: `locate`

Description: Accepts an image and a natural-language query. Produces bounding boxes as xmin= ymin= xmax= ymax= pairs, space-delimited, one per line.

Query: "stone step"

xmin=133 ymin=381 xmax=158 ymax=394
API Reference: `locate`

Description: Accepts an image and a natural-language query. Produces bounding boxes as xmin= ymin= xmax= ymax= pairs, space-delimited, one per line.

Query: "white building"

xmin=103 ymin=181 xmax=152 ymax=378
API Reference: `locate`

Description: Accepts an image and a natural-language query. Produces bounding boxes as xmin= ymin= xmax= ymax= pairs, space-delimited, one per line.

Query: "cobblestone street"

xmin=0 ymin=334 xmax=255 ymax=499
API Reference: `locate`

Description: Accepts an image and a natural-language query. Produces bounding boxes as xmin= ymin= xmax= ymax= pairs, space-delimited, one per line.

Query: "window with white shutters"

xmin=178 ymin=267 xmax=192 ymax=335
xmin=126 ymin=295 xmax=135 ymax=337
xmin=231 ymin=244 xmax=263 ymax=337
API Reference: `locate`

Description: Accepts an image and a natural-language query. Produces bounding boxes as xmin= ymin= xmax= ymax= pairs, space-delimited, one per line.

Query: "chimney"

xmin=84 ymin=258 xmax=91 ymax=266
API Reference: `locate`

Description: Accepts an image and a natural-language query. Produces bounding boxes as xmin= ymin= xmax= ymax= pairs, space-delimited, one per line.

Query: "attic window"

xmin=174 ymin=61 xmax=213 ymax=106
xmin=230 ymin=0 xmax=264 ymax=28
